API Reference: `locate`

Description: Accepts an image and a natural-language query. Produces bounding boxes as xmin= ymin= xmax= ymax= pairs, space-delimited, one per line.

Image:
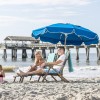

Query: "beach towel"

xmin=67 ymin=51 xmax=74 ymax=72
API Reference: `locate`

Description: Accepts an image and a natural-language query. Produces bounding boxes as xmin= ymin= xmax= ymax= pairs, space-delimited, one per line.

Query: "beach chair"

xmin=13 ymin=53 xmax=56 ymax=82
xmin=41 ymin=51 xmax=71 ymax=82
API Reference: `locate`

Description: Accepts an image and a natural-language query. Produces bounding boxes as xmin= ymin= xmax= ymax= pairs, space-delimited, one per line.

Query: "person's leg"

xmin=27 ymin=65 xmax=37 ymax=72
xmin=18 ymin=69 xmax=44 ymax=76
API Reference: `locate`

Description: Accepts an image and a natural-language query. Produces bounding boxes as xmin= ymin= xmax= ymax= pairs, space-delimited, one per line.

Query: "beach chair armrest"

xmin=45 ymin=63 xmax=53 ymax=68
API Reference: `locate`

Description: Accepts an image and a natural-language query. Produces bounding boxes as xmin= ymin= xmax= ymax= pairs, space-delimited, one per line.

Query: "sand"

xmin=0 ymin=78 xmax=100 ymax=100
xmin=1 ymin=67 xmax=100 ymax=100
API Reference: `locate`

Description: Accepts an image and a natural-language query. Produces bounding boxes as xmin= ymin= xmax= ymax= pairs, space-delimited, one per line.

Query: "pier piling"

xmin=85 ymin=46 xmax=90 ymax=61
xmin=75 ymin=46 xmax=79 ymax=60
xmin=31 ymin=48 xmax=35 ymax=58
xmin=12 ymin=49 xmax=17 ymax=59
xmin=22 ymin=48 xmax=27 ymax=58
xmin=97 ymin=47 xmax=100 ymax=60
xmin=42 ymin=49 xmax=46 ymax=58
xmin=2 ymin=49 xmax=7 ymax=59
xmin=50 ymin=48 xmax=54 ymax=53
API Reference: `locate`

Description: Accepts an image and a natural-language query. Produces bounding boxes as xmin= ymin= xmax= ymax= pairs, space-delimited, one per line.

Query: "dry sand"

xmin=0 ymin=78 xmax=100 ymax=100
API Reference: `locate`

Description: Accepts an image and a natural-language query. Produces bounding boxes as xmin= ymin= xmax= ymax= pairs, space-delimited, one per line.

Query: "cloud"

xmin=0 ymin=0 xmax=92 ymax=31
xmin=0 ymin=0 xmax=90 ymax=23
xmin=0 ymin=16 xmax=28 ymax=27
xmin=0 ymin=8 xmax=79 ymax=27
xmin=0 ymin=0 xmax=90 ymax=6
xmin=0 ymin=15 xmax=59 ymax=26
xmin=0 ymin=15 xmax=52 ymax=27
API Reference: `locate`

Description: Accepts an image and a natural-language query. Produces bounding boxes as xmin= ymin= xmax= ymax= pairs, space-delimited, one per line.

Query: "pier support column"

xmin=31 ymin=48 xmax=36 ymax=58
xmin=66 ymin=46 xmax=69 ymax=51
xmin=85 ymin=46 xmax=90 ymax=61
xmin=75 ymin=46 xmax=79 ymax=60
xmin=96 ymin=47 xmax=100 ymax=60
xmin=42 ymin=49 xmax=46 ymax=58
xmin=12 ymin=49 xmax=17 ymax=59
xmin=2 ymin=49 xmax=7 ymax=59
xmin=22 ymin=48 xmax=27 ymax=58
xmin=50 ymin=48 xmax=54 ymax=53
xmin=14 ymin=49 xmax=17 ymax=58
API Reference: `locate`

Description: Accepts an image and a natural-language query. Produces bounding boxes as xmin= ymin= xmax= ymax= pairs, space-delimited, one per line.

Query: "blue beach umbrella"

xmin=32 ymin=23 xmax=99 ymax=72
xmin=32 ymin=23 xmax=99 ymax=45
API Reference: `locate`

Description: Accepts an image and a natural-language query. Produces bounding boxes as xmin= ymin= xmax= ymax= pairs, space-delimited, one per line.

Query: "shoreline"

xmin=3 ymin=66 xmax=100 ymax=82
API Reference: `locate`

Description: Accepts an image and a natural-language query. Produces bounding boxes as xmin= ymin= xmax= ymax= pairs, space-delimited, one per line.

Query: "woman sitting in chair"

xmin=17 ymin=46 xmax=66 ymax=76
xmin=29 ymin=51 xmax=45 ymax=71
xmin=18 ymin=51 xmax=45 ymax=74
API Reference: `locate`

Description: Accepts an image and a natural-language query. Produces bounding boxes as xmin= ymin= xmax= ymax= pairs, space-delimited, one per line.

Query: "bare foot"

xmin=19 ymin=70 xmax=25 ymax=74
xmin=17 ymin=73 xmax=22 ymax=76
xmin=17 ymin=72 xmax=25 ymax=76
xmin=17 ymin=71 xmax=28 ymax=76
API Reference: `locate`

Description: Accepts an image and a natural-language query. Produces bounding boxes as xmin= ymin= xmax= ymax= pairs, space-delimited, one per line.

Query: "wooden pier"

xmin=0 ymin=36 xmax=100 ymax=60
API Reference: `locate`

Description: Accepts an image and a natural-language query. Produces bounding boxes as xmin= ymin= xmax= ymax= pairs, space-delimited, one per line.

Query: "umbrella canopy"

xmin=32 ymin=23 xmax=99 ymax=45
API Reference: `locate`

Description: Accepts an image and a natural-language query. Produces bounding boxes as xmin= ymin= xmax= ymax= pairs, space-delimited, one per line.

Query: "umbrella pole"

xmin=64 ymin=34 xmax=67 ymax=50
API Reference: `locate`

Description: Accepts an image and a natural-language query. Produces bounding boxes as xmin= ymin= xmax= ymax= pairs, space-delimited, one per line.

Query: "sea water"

xmin=0 ymin=53 xmax=99 ymax=67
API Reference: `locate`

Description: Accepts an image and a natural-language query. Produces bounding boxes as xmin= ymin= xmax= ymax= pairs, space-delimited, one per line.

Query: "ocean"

xmin=0 ymin=53 xmax=100 ymax=67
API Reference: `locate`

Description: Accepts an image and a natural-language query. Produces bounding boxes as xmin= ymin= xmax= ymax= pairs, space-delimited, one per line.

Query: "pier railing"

xmin=0 ymin=43 xmax=63 ymax=49
xmin=0 ymin=43 xmax=100 ymax=49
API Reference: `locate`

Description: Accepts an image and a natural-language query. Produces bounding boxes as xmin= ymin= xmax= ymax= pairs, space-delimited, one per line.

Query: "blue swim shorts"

xmin=43 ymin=68 xmax=60 ymax=74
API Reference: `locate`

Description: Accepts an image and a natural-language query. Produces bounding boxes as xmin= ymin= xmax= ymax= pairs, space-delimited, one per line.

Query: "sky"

xmin=0 ymin=0 xmax=100 ymax=43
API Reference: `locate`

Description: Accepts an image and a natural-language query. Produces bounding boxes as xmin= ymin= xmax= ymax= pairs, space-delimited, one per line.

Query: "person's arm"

xmin=45 ymin=60 xmax=63 ymax=66
xmin=35 ymin=59 xmax=45 ymax=66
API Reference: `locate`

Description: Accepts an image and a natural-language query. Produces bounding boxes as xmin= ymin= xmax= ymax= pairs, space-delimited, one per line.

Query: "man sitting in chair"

xmin=17 ymin=46 xmax=66 ymax=76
